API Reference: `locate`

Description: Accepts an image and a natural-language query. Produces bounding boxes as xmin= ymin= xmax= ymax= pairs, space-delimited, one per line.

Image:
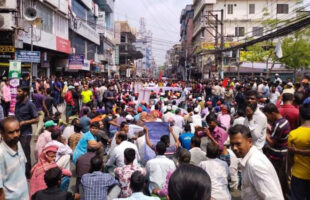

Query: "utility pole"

xmin=220 ymin=9 xmax=224 ymax=79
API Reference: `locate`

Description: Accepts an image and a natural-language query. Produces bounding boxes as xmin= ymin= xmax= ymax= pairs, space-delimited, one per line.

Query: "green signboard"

xmin=9 ymin=60 xmax=21 ymax=79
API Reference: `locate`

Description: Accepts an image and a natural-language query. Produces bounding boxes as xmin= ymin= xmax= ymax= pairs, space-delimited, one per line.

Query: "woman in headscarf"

xmin=30 ymin=145 xmax=72 ymax=198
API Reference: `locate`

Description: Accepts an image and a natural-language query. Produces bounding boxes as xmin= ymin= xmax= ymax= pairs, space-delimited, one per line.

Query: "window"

xmin=249 ymin=4 xmax=255 ymax=14
xmin=201 ymin=29 xmax=205 ymax=38
xmin=227 ymin=4 xmax=233 ymax=14
xmin=87 ymin=10 xmax=96 ymax=29
xmin=54 ymin=14 xmax=68 ymax=39
xmin=253 ymin=27 xmax=263 ymax=36
xmin=235 ymin=27 xmax=245 ymax=37
xmin=87 ymin=41 xmax=96 ymax=60
xmin=72 ymin=0 xmax=87 ymax=20
xmin=70 ymin=33 xmax=85 ymax=55
xmin=36 ymin=2 xmax=53 ymax=33
xmin=277 ymin=4 xmax=289 ymax=14
xmin=121 ymin=35 xmax=126 ymax=43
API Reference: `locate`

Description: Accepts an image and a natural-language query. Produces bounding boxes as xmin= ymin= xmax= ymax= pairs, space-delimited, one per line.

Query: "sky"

xmin=114 ymin=0 xmax=192 ymax=66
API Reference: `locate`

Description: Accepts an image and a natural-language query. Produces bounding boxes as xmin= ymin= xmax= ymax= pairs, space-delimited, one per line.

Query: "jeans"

xmin=291 ymin=176 xmax=310 ymax=200
xmin=270 ymin=156 xmax=289 ymax=198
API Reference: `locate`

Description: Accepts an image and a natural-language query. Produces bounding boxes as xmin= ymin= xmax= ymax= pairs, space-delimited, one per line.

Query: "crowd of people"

xmin=0 ymin=73 xmax=310 ymax=200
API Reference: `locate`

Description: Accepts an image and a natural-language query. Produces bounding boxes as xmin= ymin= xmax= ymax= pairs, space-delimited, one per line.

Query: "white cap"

xmin=194 ymin=107 xmax=199 ymax=113
xmin=167 ymin=105 xmax=172 ymax=111
xmin=74 ymin=82 xmax=79 ymax=86
xmin=275 ymin=73 xmax=279 ymax=76
xmin=125 ymin=114 xmax=134 ymax=121
xmin=287 ymin=82 xmax=293 ymax=86
xmin=198 ymin=97 xmax=202 ymax=100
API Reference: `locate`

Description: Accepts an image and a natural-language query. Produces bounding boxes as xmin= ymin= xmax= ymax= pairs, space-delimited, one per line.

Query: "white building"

xmin=192 ymin=0 xmax=297 ymax=78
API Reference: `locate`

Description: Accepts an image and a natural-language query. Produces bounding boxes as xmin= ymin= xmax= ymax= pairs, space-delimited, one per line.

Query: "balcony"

xmin=194 ymin=0 xmax=216 ymax=20
xmin=93 ymin=0 xmax=113 ymax=13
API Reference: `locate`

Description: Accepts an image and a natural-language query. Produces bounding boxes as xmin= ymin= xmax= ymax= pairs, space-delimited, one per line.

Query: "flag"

xmin=275 ymin=38 xmax=283 ymax=59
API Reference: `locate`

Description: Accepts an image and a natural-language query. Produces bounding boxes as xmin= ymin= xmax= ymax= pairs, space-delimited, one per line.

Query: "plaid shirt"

xmin=81 ymin=171 xmax=118 ymax=200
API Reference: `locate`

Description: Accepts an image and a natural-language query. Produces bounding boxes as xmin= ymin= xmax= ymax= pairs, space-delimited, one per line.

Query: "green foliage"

xmin=244 ymin=43 xmax=265 ymax=62
xmin=280 ymin=30 xmax=310 ymax=70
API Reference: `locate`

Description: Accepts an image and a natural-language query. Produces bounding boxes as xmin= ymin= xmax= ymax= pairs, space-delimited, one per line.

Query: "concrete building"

xmin=191 ymin=0 xmax=297 ymax=79
xmin=164 ymin=44 xmax=182 ymax=79
xmin=135 ymin=18 xmax=155 ymax=78
xmin=114 ymin=21 xmax=143 ymax=78
xmin=0 ymin=0 xmax=71 ymax=77
xmin=180 ymin=4 xmax=194 ymax=80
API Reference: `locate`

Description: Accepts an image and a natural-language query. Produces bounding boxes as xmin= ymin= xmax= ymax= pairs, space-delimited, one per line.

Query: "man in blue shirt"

xmin=179 ymin=124 xmax=194 ymax=150
xmin=80 ymin=108 xmax=91 ymax=133
xmin=73 ymin=122 xmax=101 ymax=163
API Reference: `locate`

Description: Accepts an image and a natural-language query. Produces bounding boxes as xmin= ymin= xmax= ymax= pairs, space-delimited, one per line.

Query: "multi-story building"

xmin=114 ymin=21 xmax=143 ymax=78
xmin=192 ymin=0 xmax=297 ymax=78
xmin=180 ymin=4 xmax=194 ymax=80
xmin=135 ymin=18 xmax=155 ymax=78
xmin=164 ymin=44 xmax=182 ymax=79
xmin=0 ymin=0 xmax=71 ymax=77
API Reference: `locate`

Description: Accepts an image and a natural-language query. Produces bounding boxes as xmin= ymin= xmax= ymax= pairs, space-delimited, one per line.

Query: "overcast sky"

xmin=114 ymin=0 xmax=192 ymax=66
xmin=114 ymin=0 xmax=310 ymax=66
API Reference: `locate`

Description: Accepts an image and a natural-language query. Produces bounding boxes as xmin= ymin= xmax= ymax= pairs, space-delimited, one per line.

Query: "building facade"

xmin=191 ymin=0 xmax=297 ymax=79
xmin=114 ymin=21 xmax=143 ymax=78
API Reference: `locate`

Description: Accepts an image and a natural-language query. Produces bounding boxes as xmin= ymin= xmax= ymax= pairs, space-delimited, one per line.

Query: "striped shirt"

xmin=81 ymin=171 xmax=118 ymax=200
xmin=0 ymin=141 xmax=29 ymax=200
xmin=267 ymin=118 xmax=290 ymax=160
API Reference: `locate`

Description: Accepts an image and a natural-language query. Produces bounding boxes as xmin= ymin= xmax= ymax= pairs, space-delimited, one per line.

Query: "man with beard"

xmin=0 ymin=116 xmax=29 ymax=199
xmin=15 ymin=86 xmax=39 ymax=178
xmin=243 ymin=90 xmax=267 ymax=151
xmin=103 ymin=84 xmax=115 ymax=114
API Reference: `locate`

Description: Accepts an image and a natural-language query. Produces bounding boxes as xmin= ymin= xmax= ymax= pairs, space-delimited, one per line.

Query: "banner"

xmin=9 ymin=79 xmax=19 ymax=115
xmin=9 ymin=61 xmax=21 ymax=79
xmin=144 ymin=122 xmax=170 ymax=161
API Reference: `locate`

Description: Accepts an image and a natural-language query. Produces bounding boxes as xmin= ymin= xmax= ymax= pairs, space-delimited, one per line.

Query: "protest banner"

xmin=144 ymin=122 xmax=170 ymax=161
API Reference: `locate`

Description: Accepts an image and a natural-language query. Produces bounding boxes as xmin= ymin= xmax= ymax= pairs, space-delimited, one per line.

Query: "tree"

xmin=244 ymin=43 xmax=265 ymax=78
xmin=280 ymin=29 xmax=310 ymax=77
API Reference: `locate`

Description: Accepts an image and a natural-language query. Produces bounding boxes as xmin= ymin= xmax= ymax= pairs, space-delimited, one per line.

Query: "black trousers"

xmin=1 ymin=100 xmax=10 ymax=117
xmin=19 ymin=134 xmax=32 ymax=179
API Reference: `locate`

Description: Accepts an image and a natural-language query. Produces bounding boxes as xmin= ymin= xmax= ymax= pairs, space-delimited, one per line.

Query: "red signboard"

xmin=56 ymin=36 xmax=71 ymax=54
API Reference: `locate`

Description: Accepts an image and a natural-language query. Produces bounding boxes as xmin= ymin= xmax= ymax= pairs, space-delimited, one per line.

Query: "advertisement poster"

xmin=9 ymin=78 xmax=19 ymax=115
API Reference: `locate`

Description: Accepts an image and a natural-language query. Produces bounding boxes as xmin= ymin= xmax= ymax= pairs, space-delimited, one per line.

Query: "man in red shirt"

xmin=276 ymin=93 xmax=299 ymax=130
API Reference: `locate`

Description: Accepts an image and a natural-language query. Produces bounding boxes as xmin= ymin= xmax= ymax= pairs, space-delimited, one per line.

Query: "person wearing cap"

xmin=192 ymin=107 xmax=202 ymax=127
xmin=73 ymin=121 xmax=102 ymax=164
xmin=282 ymin=82 xmax=295 ymax=94
xmin=163 ymin=105 xmax=175 ymax=123
xmin=35 ymin=120 xmax=57 ymax=158
xmin=275 ymin=73 xmax=282 ymax=84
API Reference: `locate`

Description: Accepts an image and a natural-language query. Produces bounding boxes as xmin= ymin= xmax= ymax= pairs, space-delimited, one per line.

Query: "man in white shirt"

xmin=192 ymin=108 xmax=202 ymax=127
xmin=199 ymin=142 xmax=231 ymax=200
xmin=229 ymin=124 xmax=284 ymax=200
xmin=45 ymin=130 xmax=72 ymax=170
xmin=190 ymin=136 xmax=206 ymax=166
xmin=163 ymin=106 xmax=175 ymax=122
xmin=244 ymin=90 xmax=267 ymax=150
xmin=146 ymin=141 xmax=176 ymax=194
xmin=173 ymin=109 xmax=184 ymax=129
xmin=106 ymin=132 xmax=140 ymax=168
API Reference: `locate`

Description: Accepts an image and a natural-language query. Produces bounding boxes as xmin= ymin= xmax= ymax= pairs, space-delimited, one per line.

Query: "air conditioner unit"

xmin=0 ymin=13 xmax=14 ymax=30
xmin=94 ymin=4 xmax=99 ymax=17
xmin=0 ymin=0 xmax=17 ymax=10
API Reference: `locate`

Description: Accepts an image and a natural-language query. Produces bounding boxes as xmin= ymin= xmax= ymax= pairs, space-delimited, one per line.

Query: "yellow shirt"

xmin=288 ymin=126 xmax=310 ymax=180
xmin=81 ymin=90 xmax=93 ymax=104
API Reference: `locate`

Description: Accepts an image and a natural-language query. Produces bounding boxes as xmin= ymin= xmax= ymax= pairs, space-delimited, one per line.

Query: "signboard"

xmin=0 ymin=45 xmax=15 ymax=53
xmin=97 ymin=11 xmax=106 ymax=34
xmin=8 ymin=61 xmax=21 ymax=78
xmin=56 ymin=36 xmax=71 ymax=54
xmin=115 ymin=46 xmax=119 ymax=65
xmin=16 ymin=51 xmax=41 ymax=63
xmin=82 ymin=59 xmax=90 ymax=71
xmin=68 ymin=54 xmax=84 ymax=70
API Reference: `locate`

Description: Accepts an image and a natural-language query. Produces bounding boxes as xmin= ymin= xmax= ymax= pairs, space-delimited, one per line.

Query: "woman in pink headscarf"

xmin=29 ymin=145 xmax=72 ymax=198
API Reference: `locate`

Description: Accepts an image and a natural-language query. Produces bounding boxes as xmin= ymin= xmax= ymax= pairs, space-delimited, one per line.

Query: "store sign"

xmin=9 ymin=61 xmax=21 ymax=78
xmin=16 ymin=51 xmax=41 ymax=63
xmin=115 ymin=46 xmax=119 ymax=65
xmin=68 ymin=54 xmax=84 ymax=70
xmin=0 ymin=45 xmax=15 ymax=53
xmin=70 ymin=19 xmax=100 ymax=45
xmin=97 ymin=11 xmax=106 ymax=34
xmin=82 ymin=59 xmax=90 ymax=71
xmin=56 ymin=36 xmax=71 ymax=54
